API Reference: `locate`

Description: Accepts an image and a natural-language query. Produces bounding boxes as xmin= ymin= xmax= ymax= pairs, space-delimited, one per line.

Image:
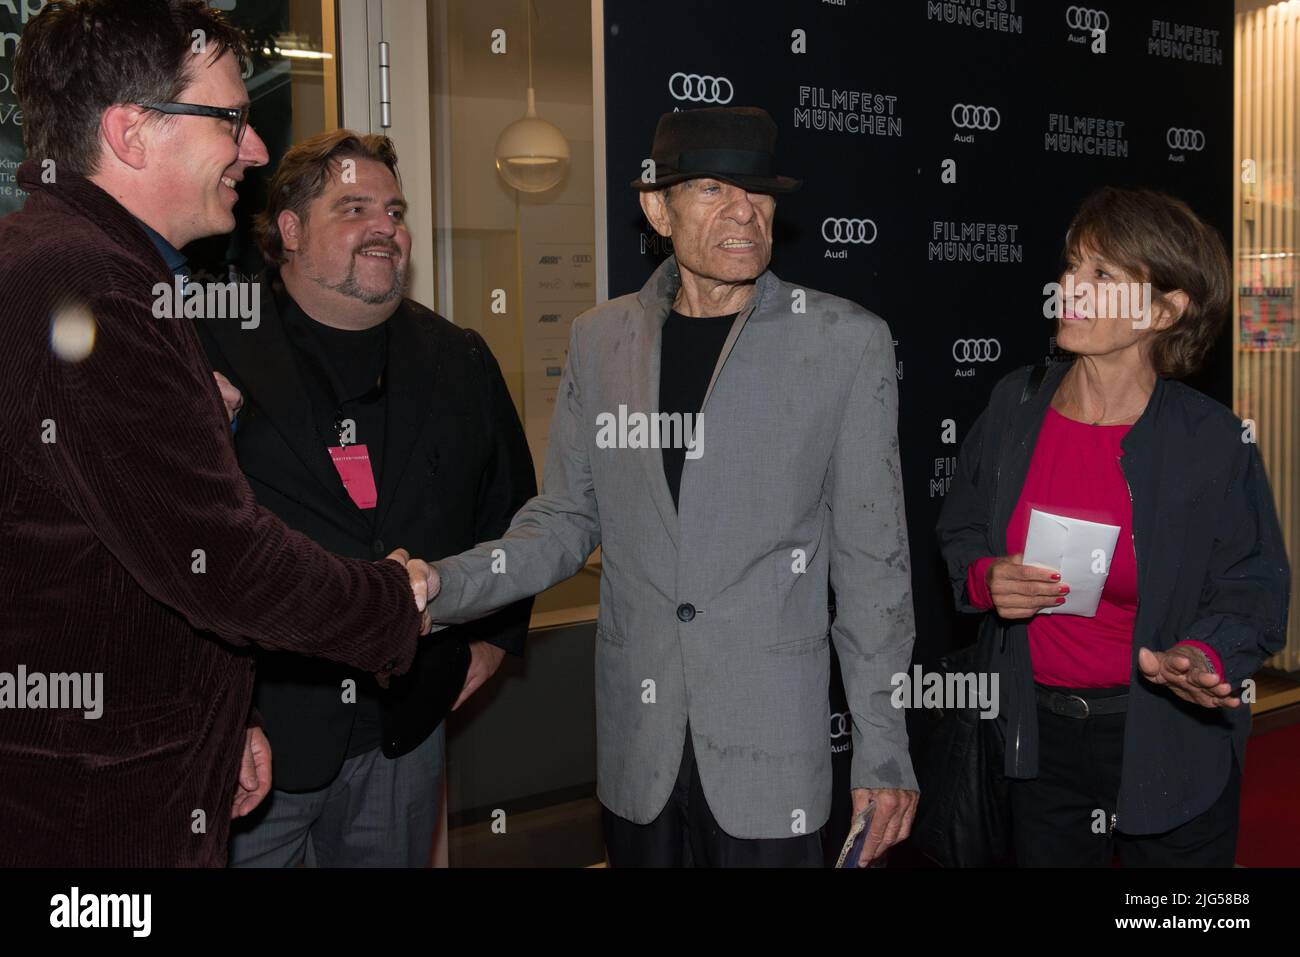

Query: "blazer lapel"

xmin=697 ymin=269 xmax=776 ymax=414
xmin=373 ymin=305 xmax=440 ymax=530
xmin=630 ymin=261 xmax=682 ymax=547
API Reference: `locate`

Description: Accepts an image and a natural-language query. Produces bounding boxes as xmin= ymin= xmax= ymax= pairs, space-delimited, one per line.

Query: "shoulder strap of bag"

xmin=1019 ymin=361 xmax=1049 ymax=405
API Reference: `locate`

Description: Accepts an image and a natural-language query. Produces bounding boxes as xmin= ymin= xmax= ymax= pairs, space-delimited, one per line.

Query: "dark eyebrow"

xmin=334 ymin=195 xmax=407 ymax=210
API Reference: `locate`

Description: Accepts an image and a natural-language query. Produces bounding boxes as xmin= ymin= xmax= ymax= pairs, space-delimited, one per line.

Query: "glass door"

xmin=375 ymin=0 xmax=604 ymax=867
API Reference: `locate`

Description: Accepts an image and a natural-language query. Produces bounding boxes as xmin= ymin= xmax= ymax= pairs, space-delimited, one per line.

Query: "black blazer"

xmin=937 ymin=361 xmax=1290 ymax=835
xmin=197 ymin=277 xmax=536 ymax=791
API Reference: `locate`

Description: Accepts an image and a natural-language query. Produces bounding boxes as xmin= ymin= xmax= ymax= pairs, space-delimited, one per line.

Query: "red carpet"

xmin=1236 ymin=721 xmax=1300 ymax=866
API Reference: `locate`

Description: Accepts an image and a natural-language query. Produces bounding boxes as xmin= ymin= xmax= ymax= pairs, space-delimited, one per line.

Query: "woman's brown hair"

xmin=1063 ymin=187 xmax=1231 ymax=379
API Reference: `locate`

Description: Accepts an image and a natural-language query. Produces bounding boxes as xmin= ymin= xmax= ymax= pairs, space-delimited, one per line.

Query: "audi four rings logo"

xmin=952 ymin=338 xmax=1003 ymax=363
xmin=668 ymin=72 xmax=734 ymax=104
xmin=1065 ymin=6 xmax=1109 ymax=32
xmin=830 ymin=712 xmax=851 ymax=740
xmin=951 ymin=104 xmax=1001 ymax=131
xmin=1167 ymin=127 xmax=1206 ymax=151
xmin=821 ymin=218 xmax=878 ymax=244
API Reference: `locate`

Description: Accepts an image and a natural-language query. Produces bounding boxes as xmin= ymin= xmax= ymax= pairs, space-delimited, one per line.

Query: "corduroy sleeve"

xmin=33 ymin=292 xmax=422 ymax=684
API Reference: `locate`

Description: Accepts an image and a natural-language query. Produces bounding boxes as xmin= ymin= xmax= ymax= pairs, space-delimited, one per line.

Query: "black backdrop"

xmin=601 ymin=0 xmax=1234 ymax=859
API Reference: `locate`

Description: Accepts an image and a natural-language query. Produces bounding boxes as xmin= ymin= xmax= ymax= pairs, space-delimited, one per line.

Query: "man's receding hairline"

xmin=177 ymin=44 xmax=243 ymax=97
xmin=296 ymin=157 xmax=404 ymax=225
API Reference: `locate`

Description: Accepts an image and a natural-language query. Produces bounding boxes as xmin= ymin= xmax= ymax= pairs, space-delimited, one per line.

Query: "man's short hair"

xmin=255 ymin=130 xmax=401 ymax=266
xmin=14 ymin=0 xmax=250 ymax=177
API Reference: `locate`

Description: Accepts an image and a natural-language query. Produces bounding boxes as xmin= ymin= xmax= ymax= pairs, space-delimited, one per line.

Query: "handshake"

xmin=216 ymin=374 xmax=445 ymax=635
xmin=215 ymin=377 xmax=447 ymax=637
xmin=386 ymin=548 xmax=443 ymax=634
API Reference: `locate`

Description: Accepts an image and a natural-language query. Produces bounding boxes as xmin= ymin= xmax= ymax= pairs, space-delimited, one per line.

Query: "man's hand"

xmin=853 ymin=786 xmax=918 ymax=865
xmin=452 ymin=641 xmax=507 ymax=711
xmin=986 ymin=553 xmax=1067 ymax=619
xmin=213 ymin=371 xmax=243 ymax=423
xmin=231 ymin=726 xmax=272 ymax=819
xmin=1138 ymin=645 xmax=1240 ymax=709
xmin=385 ymin=548 xmax=441 ymax=635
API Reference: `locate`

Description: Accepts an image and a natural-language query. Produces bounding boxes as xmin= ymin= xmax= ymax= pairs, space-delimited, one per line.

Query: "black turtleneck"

xmin=276 ymin=284 xmax=390 ymax=493
xmin=659 ymin=309 xmax=736 ymax=509
xmin=275 ymin=281 xmax=391 ymax=759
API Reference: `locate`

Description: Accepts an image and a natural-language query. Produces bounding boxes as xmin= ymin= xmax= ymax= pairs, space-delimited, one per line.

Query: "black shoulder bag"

xmin=911 ymin=362 xmax=1048 ymax=867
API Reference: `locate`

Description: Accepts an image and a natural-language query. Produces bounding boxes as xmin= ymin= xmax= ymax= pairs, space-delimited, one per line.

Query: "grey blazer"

xmin=430 ymin=256 xmax=917 ymax=839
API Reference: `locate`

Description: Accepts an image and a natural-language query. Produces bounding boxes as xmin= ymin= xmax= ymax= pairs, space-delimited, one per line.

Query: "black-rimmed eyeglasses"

xmin=136 ymin=101 xmax=251 ymax=145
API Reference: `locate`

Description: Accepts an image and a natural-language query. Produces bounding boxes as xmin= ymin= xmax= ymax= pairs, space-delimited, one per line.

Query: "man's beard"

xmin=307 ymin=244 xmax=408 ymax=305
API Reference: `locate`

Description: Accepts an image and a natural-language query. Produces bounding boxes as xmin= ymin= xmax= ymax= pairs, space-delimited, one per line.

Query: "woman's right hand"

xmin=986 ymin=553 xmax=1068 ymax=619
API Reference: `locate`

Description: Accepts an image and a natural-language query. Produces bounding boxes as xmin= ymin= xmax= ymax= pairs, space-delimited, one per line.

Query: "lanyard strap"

xmin=281 ymin=312 xmax=388 ymax=447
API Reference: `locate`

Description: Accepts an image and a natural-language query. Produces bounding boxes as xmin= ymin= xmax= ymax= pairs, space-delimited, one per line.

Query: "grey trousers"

xmin=228 ymin=724 xmax=445 ymax=868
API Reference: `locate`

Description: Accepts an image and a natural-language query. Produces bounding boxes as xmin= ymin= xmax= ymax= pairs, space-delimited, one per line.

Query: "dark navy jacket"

xmin=938 ymin=360 xmax=1290 ymax=835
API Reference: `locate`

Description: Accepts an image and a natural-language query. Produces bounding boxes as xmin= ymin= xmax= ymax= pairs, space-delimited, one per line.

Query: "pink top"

xmin=965 ymin=407 xmax=1221 ymax=686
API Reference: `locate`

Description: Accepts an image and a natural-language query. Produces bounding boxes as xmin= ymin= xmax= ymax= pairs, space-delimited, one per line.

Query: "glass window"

xmin=428 ymin=0 xmax=600 ymax=625
xmin=1235 ymin=0 xmax=1300 ymax=674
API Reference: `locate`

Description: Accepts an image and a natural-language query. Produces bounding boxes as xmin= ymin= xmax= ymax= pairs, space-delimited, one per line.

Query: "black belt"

xmin=1035 ymin=685 xmax=1128 ymax=718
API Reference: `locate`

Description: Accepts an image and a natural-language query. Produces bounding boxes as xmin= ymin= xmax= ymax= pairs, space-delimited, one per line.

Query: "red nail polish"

xmin=1051 ymin=573 xmax=1061 ymax=581
xmin=1056 ymin=596 xmax=1066 ymax=604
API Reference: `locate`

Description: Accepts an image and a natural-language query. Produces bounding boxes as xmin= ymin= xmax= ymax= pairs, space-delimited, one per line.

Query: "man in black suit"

xmin=198 ymin=130 xmax=535 ymax=866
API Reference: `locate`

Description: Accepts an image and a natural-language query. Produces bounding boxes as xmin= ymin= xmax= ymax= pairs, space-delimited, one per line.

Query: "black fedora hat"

xmin=630 ymin=106 xmax=801 ymax=194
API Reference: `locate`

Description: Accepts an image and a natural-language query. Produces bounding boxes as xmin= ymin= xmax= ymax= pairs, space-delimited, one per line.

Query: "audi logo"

xmin=1166 ymin=127 xmax=1206 ymax=151
xmin=830 ymin=712 xmax=851 ymax=740
xmin=952 ymin=338 xmax=1003 ymax=363
xmin=668 ymin=72 xmax=734 ymax=104
xmin=1065 ymin=6 xmax=1109 ymax=32
xmin=951 ymin=104 xmax=1001 ymax=131
xmin=821 ymin=218 xmax=877 ymax=244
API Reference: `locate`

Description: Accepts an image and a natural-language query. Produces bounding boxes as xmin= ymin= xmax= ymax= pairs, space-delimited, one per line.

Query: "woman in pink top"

xmin=938 ymin=187 xmax=1290 ymax=867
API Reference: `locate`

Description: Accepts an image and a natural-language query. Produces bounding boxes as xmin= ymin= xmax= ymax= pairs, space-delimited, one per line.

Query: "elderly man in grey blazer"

xmin=426 ymin=106 xmax=918 ymax=867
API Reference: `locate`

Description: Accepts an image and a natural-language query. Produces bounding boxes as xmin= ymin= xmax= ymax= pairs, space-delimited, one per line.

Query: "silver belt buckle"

xmin=1049 ymin=692 xmax=1090 ymax=718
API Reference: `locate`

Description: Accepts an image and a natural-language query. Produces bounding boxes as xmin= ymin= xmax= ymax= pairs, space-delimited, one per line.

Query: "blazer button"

xmin=676 ymin=603 xmax=696 ymax=622
xmin=372 ymin=539 xmax=386 ymax=557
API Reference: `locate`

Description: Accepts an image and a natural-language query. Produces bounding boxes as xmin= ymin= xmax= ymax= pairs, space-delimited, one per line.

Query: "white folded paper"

xmin=1022 ymin=508 xmax=1121 ymax=617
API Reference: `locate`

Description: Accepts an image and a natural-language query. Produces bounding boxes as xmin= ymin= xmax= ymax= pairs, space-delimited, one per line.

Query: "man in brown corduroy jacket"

xmin=0 ymin=0 xmax=438 ymax=866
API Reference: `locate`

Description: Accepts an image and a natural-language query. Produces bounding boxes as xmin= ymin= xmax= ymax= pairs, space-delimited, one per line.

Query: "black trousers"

xmin=1009 ymin=685 xmax=1241 ymax=867
xmin=602 ymin=728 xmax=824 ymax=867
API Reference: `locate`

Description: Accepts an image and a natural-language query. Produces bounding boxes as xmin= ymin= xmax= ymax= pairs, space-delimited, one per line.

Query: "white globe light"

xmin=495 ymin=88 xmax=570 ymax=193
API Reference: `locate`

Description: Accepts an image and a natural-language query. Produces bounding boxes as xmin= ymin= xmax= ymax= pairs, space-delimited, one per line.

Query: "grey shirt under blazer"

xmin=430 ymin=256 xmax=917 ymax=839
